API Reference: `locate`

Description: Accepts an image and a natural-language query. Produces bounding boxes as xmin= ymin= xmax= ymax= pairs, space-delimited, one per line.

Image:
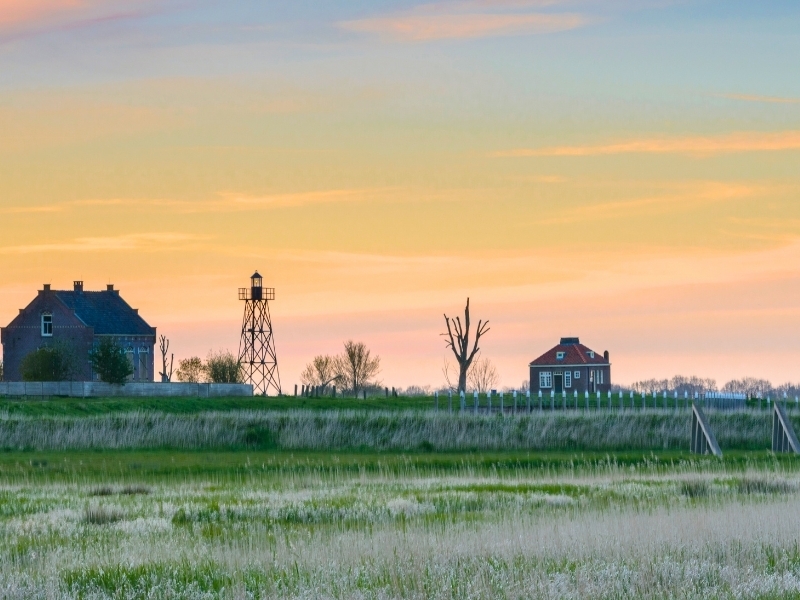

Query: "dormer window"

xmin=588 ymin=351 xmax=595 ymax=359
xmin=556 ymin=352 xmax=565 ymax=360
xmin=41 ymin=313 xmax=52 ymax=337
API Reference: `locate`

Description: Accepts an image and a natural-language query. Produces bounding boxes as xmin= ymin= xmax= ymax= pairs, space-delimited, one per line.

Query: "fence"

xmin=0 ymin=381 xmax=253 ymax=398
xmin=431 ymin=389 xmax=800 ymax=415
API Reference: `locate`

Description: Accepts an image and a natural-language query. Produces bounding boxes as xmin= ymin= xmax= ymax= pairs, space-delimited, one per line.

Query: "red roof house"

xmin=529 ymin=337 xmax=611 ymax=394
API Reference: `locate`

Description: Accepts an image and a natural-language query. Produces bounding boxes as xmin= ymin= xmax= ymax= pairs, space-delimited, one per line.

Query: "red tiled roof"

xmin=529 ymin=340 xmax=609 ymax=366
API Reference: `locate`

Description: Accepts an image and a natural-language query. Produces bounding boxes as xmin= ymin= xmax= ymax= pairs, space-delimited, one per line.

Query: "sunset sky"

xmin=1 ymin=1 xmax=799 ymax=389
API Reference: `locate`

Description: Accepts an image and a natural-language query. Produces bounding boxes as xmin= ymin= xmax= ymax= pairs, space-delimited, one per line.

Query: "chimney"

xmin=604 ymin=350 xmax=609 ymax=362
xmin=74 ymin=281 xmax=83 ymax=292
xmin=133 ymin=308 xmax=139 ymax=314
xmin=107 ymin=284 xmax=114 ymax=291
xmin=43 ymin=284 xmax=51 ymax=292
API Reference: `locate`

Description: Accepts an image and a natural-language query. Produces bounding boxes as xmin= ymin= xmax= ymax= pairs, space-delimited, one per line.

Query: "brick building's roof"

xmin=55 ymin=290 xmax=155 ymax=336
xmin=529 ymin=337 xmax=609 ymax=366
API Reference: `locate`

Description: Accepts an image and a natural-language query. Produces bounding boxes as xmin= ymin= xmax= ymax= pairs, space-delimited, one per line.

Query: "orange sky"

xmin=1 ymin=1 xmax=800 ymax=389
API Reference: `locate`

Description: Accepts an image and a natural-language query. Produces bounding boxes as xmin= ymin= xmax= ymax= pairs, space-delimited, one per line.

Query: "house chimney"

xmin=133 ymin=308 xmax=139 ymax=314
xmin=604 ymin=350 xmax=609 ymax=362
xmin=74 ymin=281 xmax=83 ymax=292
xmin=107 ymin=284 xmax=114 ymax=291
xmin=43 ymin=284 xmax=51 ymax=292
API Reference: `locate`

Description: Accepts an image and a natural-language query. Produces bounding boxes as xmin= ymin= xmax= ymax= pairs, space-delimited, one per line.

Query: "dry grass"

xmin=0 ymin=409 xmax=785 ymax=451
xmin=1 ymin=458 xmax=800 ymax=598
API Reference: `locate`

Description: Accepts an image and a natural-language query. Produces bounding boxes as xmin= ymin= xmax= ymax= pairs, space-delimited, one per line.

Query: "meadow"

xmin=2 ymin=401 xmax=800 ymax=598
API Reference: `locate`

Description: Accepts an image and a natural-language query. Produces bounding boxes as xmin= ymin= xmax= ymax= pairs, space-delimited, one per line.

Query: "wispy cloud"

xmin=0 ymin=0 xmax=166 ymax=36
xmin=717 ymin=93 xmax=800 ymax=105
xmin=493 ymin=131 xmax=800 ymax=158
xmin=537 ymin=181 xmax=760 ymax=225
xmin=0 ymin=233 xmax=207 ymax=254
xmin=340 ymin=1 xmax=588 ymax=41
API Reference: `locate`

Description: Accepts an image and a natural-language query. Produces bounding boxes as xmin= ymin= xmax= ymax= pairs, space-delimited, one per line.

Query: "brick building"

xmin=1 ymin=281 xmax=156 ymax=382
xmin=529 ymin=337 xmax=611 ymax=395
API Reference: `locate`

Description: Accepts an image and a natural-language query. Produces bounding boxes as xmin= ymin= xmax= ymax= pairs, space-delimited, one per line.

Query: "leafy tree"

xmin=334 ymin=340 xmax=380 ymax=397
xmin=89 ymin=338 xmax=133 ymax=385
xmin=20 ymin=342 xmax=79 ymax=382
xmin=300 ymin=355 xmax=340 ymax=393
xmin=205 ymin=350 xmax=243 ymax=384
xmin=175 ymin=357 xmax=205 ymax=383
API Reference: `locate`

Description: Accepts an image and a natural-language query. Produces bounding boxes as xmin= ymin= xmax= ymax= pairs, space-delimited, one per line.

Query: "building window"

xmin=138 ymin=347 xmax=149 ymax=381
xmin=574 ymin=370 xmax=580 ymax=379
xmin=597 ymin=370 xmax=604 ymax=384
xmin=564 ymin=371 xmax=572 ymax=388
xmin=539 ymin=371 xmax=552 ymax=389
xmin=41 ymin=313 xmax=53 ymax=337
xmin=588 ymin=351 xmax=595 ymax=359
xmin=556 ymin=352 xmax=565 ymax=360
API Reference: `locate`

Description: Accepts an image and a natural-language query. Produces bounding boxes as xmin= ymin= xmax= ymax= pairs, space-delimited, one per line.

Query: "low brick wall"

xmin=0 ymin=381 xmax=253 ymax=398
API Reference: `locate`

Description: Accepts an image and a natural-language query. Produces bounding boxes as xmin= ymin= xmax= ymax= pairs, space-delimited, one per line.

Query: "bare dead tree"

xmin=158 ymin=334 xmax=174 ymax=383
xmin=301 ymin=355 xmax=341 ymax=393
xmin=468 ymin=356 xmax=499 ymax=394
xmin=335 ymin=340 xmax=381 ymax=397
xmin=442 ymin=298 xmax=489 ymax=393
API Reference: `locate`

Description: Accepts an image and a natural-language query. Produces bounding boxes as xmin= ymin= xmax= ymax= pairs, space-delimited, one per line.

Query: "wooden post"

xmin=513 ymin=390 xmax=517 ymax=414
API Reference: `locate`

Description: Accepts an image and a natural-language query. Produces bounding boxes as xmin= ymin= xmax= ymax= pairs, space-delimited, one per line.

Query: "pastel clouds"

xmin=719 ymin=93 xmax=800 ymax=105
xmin=0 ymin=233 xmax=207 ymax=254
xmin=340 ymin=3 xmax=588 ymax=41
xmin=0 ymin=0 xmax=84 ymax=28
xmin=494 ymin=131 xmax=800 ymax=157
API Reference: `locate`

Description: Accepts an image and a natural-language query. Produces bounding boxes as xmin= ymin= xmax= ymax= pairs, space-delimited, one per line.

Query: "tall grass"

xmin=0 ymin=410 xmax=785 ymax=451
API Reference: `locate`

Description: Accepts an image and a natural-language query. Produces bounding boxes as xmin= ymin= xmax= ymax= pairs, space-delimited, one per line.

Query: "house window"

xmin=564 ymin=371 xmax=572 ymax=388
xmin=574 ymin=370 xmax=580 ymax=379
xmin=588 ymin=351 xmax=595 ymax=359
xmin=556 ymin=352 xmax=565 ymax=360
xmin=597 ymin=370 xmax=604 ymax=384
xmin=41 ymin=313 xmax=53 ymax=337
xmin=539 ymin=371 xmax=552 ymax=389
xmin=138 ymin=347 xmax=149 ymax=381
xmin=125 ymin=347 xmax=135 ymax=380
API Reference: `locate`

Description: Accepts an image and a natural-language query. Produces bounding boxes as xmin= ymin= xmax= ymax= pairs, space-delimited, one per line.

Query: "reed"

xmin=0 ymin=409 xmax=784 ymax=451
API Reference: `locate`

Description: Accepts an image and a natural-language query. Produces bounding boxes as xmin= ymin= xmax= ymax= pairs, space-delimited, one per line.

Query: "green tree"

xmin=204 ymin=350 xmax=243 ymax=384
xmin=90 ymin=338 xmax=133 ymax=385
xmin=20 ymin=342 xmax=79 ymax=382
xmin=175 ymin=356 xmax=205 ymax=383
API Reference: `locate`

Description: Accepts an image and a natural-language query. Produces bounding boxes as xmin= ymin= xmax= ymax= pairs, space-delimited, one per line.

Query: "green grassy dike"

xmin=0 ymin=394 xmax=438 ymax=416
xmin=1 ymin=448 xmax=798 ymax=483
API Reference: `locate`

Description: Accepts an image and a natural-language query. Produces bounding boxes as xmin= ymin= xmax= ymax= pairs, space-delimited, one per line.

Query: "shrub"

xmin=175 ymin=357 xmax=205 ymax=383
xmin=205 ymin=350 xmax=243 ymax=384
xmin=20 ymin=343 xmax=78 ymax=382
xmin=89 ymin=338 xmax=133 ymax=385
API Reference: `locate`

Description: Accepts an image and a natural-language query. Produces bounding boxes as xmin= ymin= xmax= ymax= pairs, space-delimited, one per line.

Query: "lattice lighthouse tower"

xmin=238 ymin=271 xmax=281 ymax=395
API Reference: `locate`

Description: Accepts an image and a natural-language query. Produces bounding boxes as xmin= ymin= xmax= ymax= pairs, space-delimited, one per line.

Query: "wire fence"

xmin=432 ymin=389 xmax=800 ymax=415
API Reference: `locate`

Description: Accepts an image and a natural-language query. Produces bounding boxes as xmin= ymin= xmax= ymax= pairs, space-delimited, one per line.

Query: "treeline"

xmin=621 ymin=375 xmax=800 ymax=398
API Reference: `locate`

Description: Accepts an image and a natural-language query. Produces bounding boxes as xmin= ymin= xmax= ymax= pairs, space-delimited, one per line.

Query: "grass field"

xmin=2 ymin=448 xmax=800 ymax=598
xmin=3 ymin=400 xmax=800 ymax=598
